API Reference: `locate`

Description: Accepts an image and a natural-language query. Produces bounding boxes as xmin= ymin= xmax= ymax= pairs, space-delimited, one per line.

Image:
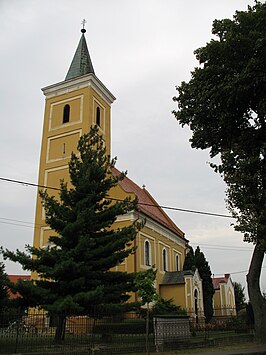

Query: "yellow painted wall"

xmin=110 ymin=182 xmax=187 ymax=296
xmin=33 ymin=72 xmax=191 ymax=312
xmin=33 ymin=82 xmax=112 ymax=251
xmin=160 ymin=284 xmax=186 ymax=309
xmin=213 ymin=290 xmax=221 ymax=308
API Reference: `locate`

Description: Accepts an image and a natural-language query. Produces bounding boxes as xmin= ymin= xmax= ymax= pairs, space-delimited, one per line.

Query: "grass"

xmin=149 ymin=342 xmax=266 ymax=354
xmin=0 ymin=329 xmax=258 ymax=354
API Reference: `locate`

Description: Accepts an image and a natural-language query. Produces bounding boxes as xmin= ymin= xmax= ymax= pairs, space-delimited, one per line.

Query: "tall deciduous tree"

xmin=173 ymin=2 xmax=266 ymax=341
xmin=1 ymin=126 xmax=139 ymax=341
xmin=183 ymin=246 xmax=214 ymax=322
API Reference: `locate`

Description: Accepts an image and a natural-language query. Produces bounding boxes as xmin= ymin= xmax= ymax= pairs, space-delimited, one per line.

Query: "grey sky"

xmin=0 ymin=0 xmax=264 ymax=297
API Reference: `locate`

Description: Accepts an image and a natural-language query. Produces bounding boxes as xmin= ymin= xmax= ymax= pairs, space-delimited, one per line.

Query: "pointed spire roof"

xmin=65 ymin=28 xmax=95 ymax=81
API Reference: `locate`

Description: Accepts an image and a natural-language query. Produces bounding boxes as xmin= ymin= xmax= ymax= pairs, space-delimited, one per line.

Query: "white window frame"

xmin=144 ymin=239 xmax=152 ymax=267
xmin=162 ymin=248 xmax=168 ymax=272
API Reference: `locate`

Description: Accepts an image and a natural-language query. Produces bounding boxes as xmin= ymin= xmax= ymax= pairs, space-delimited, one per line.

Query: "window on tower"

xmin=96 ymin=106 xmax=101 ymax=126
xmin=63 ymin=104 xmax=70 ymax=123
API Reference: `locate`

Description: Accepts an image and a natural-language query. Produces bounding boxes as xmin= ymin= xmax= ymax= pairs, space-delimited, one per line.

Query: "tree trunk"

xmin=146 ymin=304 xmax=150 ymax=355
xmin=54 ymin=314 xmax=66 ymax=343
xmin=246 ymin=244 xmax=266 ymax=343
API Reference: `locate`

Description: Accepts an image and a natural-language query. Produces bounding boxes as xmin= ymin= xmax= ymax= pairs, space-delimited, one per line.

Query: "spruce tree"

xmin=0 ymin=262 xmax=10 ymax=312
xmin=183 ymin=247 xmax=194 ymax=270
xmin=233 ymin=282 xmax=246 ymax=313
xmin=1 ymin=126 xmax=139 ymax=340
xmin=183 ymin=246 xmax=214 ymax=322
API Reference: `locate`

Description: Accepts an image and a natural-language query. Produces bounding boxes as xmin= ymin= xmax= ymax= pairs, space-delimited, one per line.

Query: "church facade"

xmin=212 ymin=274 xmax=236 ymax=317
xmin=33 ymin=28 xmax=204 ymax=321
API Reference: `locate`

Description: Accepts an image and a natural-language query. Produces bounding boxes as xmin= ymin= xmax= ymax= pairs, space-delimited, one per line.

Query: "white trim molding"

xmin=42 ymin=74 xmax=116 ymax=105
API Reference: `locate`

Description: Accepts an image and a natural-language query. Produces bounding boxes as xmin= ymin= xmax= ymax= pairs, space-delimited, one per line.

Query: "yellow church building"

xmin=33 ymin=27 xmax=204 ymax=320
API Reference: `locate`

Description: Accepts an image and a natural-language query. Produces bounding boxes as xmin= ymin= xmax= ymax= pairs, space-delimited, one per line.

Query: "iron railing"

xmin=0 ymin=309 xmax=254 ymax=354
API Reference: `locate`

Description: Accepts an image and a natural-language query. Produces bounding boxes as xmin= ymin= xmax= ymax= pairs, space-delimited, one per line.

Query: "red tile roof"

xmin=212 ymin=274 xmax=230 ymax=290
xmin=8 ymin=275 xmax=31 ymax=299
xmin=112 ymin=167 xmax=186 ymax=239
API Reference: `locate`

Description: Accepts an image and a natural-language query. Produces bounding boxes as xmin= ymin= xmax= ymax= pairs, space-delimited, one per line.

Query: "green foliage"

xmin=233 ymin=282 xmax=246 ymax=313
xmin=173 ymin=2 xmax=266 ymax=247
xmin=0 ymin=262 xmax=10 ymax=311
xmin=1 ymin=126 xmax=138 ymax=316
xmin=151 ymin=297 xmax=187 ymax=316
xmin=134 ymin=268 xmax=157 ymax=354
xmin=183 ymin=247 xmax=195 ymax=271
xmin=134 ymin=268 xmax=157 ymax=306
xmin=183 ymin=246 xmax=214 ymax=322
xmin=173 ymin=2 xmax=266 ymax=340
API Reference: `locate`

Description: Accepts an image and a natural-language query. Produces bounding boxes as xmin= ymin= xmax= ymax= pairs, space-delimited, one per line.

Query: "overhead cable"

xmin=0 ymin=176 xmax=233 ymax=219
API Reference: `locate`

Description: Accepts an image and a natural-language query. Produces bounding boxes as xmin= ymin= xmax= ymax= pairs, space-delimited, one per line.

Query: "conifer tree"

xmin=233 ymin=282 xmax=246 ymax=314
xmin=1 ymin=126 xmax=139 ymax=341
xmin=183 ymin=246 xmax=214 ymax=322
xmin=0 ymin=262 xmax=10 ymax=312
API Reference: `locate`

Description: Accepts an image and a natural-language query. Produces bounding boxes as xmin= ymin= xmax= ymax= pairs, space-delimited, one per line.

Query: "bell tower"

xmin=33 ymin=26 xmax=115 ymax=249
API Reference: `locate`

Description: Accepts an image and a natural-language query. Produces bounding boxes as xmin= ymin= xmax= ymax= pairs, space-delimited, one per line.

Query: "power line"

xmin=0 ymin=216 xmax=255 ymax=253
xmin=0 ymin=176 xmax=233 ymax=219
xmin=0 ymin=220 xmax=39 ymax=230
xmin=191 ymin=242 xmax=251 ymax=250
xmin=190 ymin=243 xmax=253 ymax=252
xmin=214 ymin=266 xmax=266 ymax=276
xmin=0 ymin=177 xmax=59 ymax=191
xmin=0 ymin=217 xmax=36 ymax=225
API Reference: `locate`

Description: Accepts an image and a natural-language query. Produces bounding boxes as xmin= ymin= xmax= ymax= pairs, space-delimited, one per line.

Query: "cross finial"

xmin=81 ymin=19 xmax=87 ymax=33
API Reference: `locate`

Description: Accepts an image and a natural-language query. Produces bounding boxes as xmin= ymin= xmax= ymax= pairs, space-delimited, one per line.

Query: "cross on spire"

xmin=81 ymin=19 xmax=87 ymax=33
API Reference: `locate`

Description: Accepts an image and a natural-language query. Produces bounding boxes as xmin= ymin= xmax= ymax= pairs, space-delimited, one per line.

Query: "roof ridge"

xmin=112 ymin=167 xmax=185 ymax=239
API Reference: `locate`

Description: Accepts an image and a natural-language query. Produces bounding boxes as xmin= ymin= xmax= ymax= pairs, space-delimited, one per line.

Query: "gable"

xmin=212 ymin=274 xmax=231 ymax=290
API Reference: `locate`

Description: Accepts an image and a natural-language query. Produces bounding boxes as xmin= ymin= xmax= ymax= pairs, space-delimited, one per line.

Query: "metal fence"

xmin=0 ymin=310 xmax=254 ymax=354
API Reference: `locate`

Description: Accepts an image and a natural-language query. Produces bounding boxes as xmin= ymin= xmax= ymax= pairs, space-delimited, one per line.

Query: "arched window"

xmin=162 ymin=248 xmax=167 ymax=272
xmin=176 ymin=254 xmax=179 ymax=271
xmin=144 ymin=240 xmax=151 ymax=266
xmin=96 ymin=106 xmax=101 ymax=126
xmin=63 ymin=104 xmax=70 ymax=123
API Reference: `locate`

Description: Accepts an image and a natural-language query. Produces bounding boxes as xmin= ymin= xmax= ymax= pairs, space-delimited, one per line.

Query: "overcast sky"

xmin=0 ymin=0 xmax=264 ymax=298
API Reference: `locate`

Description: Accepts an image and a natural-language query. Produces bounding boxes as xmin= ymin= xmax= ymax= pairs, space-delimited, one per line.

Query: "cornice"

xmin=116 ymin=211 xmax=188 ymax=248
xmin=42 ymin=74 xmax=116 ymax=104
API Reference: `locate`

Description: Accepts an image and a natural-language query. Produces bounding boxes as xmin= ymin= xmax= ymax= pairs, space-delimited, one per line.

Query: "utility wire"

xmin=0 ymin=217 xmax=36 ymax=225
xmin=191 ymin=242 xmax=251 ymax=250
xmin=213 ymin=266 xmax=266 ymax=276
xmin=0 ymin=176 xmax=233 ymax=219
xmin=190 ymin=242 xmax=253 ymax=251
xmin=0 ymin=217 xmax=256 ymax=253
xmin=1 ymin=180 xmax=264 ymax=279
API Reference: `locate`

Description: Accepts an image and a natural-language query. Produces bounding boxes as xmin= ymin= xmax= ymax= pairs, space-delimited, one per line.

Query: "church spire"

xmin=65 ymin=22 xmax=95 ymax=81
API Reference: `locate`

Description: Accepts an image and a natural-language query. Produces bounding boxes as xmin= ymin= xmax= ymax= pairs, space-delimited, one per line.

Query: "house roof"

xmin=112 ymin=167 xmax=186 ymax=239
xmin=160 ymin=271 xmax=194 ymax=285
xmin=8 ymin=275 xmax=31 ymax=299
xmin=65 ymin=29 xmax=95 ymax=81
xmin=212 ymin=274 xmax=230 ymax=290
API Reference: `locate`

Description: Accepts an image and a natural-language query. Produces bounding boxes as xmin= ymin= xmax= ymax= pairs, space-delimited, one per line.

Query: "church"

xmin=32 ymin=26 xmax=204 ymax=322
